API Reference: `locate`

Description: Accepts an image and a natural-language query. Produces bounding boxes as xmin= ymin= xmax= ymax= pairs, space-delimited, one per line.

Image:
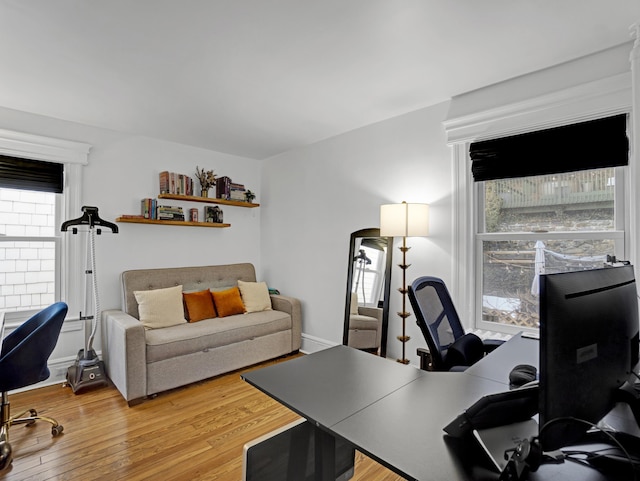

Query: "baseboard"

xmin=300 ymin=333 xmax=338 ymax=354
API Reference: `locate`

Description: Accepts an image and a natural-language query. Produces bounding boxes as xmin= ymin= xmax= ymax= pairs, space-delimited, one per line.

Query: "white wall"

xmin=261 ymin=102 xmax=453 ymax=364
xmin=3 ymin=40 xmax=634 ymax=379
xmin=0 ymin=107 xmax=263 ymax=380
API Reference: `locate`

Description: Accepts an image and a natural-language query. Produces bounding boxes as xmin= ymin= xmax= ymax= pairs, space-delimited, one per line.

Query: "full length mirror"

xmin=343 ymin=228 xmax=392 ymax=357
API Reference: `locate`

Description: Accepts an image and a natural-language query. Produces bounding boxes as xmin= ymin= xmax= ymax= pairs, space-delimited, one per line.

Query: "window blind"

xmin=470 ymin=114 xmax=628 ymax=182
xmin=0 ymin=155 xmax=64 ymax=193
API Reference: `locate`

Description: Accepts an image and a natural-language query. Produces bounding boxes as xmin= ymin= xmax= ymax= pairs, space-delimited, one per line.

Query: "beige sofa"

xmin=102 ymin=263 xmax=302 ymax=405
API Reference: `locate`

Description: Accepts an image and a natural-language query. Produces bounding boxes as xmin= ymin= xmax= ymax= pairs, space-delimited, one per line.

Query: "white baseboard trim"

xmin=300 ymin=333 xmax=338 ymax=354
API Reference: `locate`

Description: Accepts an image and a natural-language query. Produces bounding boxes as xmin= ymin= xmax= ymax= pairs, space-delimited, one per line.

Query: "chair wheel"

xmin=51 ymin=425 xmax=63 ymax=436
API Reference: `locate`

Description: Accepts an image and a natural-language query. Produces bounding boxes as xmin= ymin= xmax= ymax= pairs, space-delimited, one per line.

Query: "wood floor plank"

xmin=1 ymin=354 xmax=404 ymax=481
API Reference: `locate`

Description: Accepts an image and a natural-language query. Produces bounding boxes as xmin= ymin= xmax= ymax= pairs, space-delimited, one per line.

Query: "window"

xmin=472 ymin=115 xmax=628 ymax=333
xmin=0 ymin=129 xmax=91 ymax=327
xmin=477 ymin=167 xmax=625 ymax=330
xmin=351 ymin=244 xmax=385 ymax=308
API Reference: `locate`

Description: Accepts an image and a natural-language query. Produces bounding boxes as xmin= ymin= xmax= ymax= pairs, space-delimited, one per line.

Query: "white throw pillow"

xmin=134 ymin=285 xmax=187 ymax=329
xmin=237 ymin=280 xmax=272 ymax=313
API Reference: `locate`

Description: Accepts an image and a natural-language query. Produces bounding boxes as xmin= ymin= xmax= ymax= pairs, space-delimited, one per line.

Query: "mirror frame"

xmin=342 ymin=227 xmax=393 ymax=357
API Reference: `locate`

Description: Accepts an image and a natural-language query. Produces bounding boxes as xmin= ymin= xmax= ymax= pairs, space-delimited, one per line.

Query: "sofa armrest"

xmin=102 ymin=309 xmax=147 ymax=404
xmin=358 ymin=306 xmax=382 ymax=321
xmin=270 ymin=294 xmax=302 ymax=351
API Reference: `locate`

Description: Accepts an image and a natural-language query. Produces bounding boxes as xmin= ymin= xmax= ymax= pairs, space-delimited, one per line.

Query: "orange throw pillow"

xmin=211 ymin=287 xmax=246 ymax=317
xmin=183 ymin=290 xmax=217 ymax=322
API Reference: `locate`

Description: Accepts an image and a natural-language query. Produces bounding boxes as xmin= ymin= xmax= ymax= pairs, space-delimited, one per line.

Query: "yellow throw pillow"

xmin=133 ymin=285 xmax=187 ymax=329
xmin=183 ymin=289 xmax=217 ymax=322
xmin=211 ymin=287 xmax=246 ymax=317
xmin=237 ymin=280 xmax=272 ymax=313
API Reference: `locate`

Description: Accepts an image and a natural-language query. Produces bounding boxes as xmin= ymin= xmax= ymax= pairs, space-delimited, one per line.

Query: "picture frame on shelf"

xmin=205 ymin=205 xmax=223 ymax=223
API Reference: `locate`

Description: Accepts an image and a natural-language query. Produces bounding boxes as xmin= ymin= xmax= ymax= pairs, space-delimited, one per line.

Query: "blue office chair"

xmin=408 ymin=276 xmax=504 ymax=371
xmin=0 ymin=302 xmax=68 ymax=471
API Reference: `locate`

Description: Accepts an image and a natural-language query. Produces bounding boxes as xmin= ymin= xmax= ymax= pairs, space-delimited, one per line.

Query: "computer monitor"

xmin=538 ymin=265 xmax=640 ymax=451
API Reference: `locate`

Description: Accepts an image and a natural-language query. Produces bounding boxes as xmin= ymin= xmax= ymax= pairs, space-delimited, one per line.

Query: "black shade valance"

xmin=0 ymin=155 xmax=64 ymax=193
xmin=470 ymin=114 xmax=629 ymax=182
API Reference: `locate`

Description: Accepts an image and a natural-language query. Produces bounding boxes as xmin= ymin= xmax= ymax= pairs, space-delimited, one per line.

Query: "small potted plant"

xmin=195 ymin=166 xmax=216 ymax=197
xmin=245 ymin=190 xmax=256 ymax=203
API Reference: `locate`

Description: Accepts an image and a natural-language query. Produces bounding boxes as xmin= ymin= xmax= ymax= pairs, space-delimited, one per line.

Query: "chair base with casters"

xmin=0 ymin=391 xmax=64 ymax=470
xmin=0 ymin=302 xmax=68 ymax=471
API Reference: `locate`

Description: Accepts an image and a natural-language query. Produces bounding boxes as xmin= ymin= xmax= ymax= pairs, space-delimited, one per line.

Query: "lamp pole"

xmin=397 ymin=234 xmax=411 ymax=364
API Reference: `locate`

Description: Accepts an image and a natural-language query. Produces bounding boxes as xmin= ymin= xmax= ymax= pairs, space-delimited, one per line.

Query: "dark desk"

xmin=464 ymin=333 xmax=538 ymax=384
xmin=242 ymin=336 xmax=632 ymax=481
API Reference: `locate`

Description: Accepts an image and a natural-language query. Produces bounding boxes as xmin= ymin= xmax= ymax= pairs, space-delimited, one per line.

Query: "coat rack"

xmin=61 ymin=206 xmax=117 ymax=393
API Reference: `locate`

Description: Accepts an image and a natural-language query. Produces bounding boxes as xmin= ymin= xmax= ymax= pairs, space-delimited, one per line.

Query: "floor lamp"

xmin=380 ymin=202 xmax=429 ymax=364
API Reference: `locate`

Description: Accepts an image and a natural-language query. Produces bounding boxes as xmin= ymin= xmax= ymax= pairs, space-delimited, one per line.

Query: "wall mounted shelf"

xmin=158 ymin=193 xmax=259 ymax=208
xmin=115 ymin=217 xmax=230 ymax=228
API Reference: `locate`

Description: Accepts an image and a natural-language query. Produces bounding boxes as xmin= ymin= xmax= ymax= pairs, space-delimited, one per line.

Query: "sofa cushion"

xmin=183 ymin=289 xmax=217 ymax=322
xmin=238 ymin=280 xmax=272 ymax=313
xmin=144 ymin=310 xmax=292 ymax=363
xmin=134 ymin=285 xmax=187 ymax=329
xmin=211 ymin=287 xmax=246 ymax=317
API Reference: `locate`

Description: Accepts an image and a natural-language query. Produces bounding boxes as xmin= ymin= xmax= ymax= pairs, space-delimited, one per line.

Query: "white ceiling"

xmin=1 ymin=1 xmax=639 ymax=160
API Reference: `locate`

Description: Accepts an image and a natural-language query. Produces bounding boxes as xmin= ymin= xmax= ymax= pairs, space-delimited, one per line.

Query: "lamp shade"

xmin=380 ymin=202 xmax=429 ymax=237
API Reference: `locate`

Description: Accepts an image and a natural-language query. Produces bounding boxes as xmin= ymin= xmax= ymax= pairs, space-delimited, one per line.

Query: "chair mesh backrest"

xmin=0 ymin=302 xmax=68 ymax=392
xmin=408 ymin=277 xmax=465 ymax=370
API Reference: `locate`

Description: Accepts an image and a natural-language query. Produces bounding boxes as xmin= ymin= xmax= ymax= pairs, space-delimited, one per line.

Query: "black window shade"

xmin=0 ymin=155 xmax=64 ymax=193
xmin=470 ymin=114 xmax=629 ymax=182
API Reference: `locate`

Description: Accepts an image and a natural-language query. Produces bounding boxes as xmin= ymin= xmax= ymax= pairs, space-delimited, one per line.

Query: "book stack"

xmin=216 ymin=176 xmax=231 ymax=199
xmin=157 ymin=205 xmax=185 ymax=221
xmin=159 ymin=171 xmax=194 ymax=196
xmin=229 ymin=182 xmax=246 ymax=201
xmin=141 ymin=198 xmax=158 ymax=219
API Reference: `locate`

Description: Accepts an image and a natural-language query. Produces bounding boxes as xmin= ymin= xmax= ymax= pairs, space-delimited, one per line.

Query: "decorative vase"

xmin=201 ymin=189 xmax=208 ymax=198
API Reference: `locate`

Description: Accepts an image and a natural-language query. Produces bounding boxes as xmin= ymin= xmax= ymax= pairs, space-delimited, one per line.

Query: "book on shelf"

xmin=216 ymin=176 xmax=232 ymax=199
xmin=159 ymin=171 xmax=194 ymax=196
xmin=229 ymin=182 xmax=246 ymax=201
xmin=157 ymin=205 xmax=185 ymax=221
xmin=141 ymin=198 xmax=158 ymax=219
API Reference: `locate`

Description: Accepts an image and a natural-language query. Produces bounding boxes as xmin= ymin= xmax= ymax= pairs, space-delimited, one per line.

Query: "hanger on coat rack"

xmin=61 ymin=206 xmax=118 ymax=234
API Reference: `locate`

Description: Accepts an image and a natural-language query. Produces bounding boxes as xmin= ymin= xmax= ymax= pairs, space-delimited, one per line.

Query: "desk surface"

xmin=242 ymin=336 xmax=629 ymax=481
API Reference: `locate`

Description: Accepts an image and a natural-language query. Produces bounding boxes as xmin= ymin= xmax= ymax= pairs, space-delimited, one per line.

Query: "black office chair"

xmin=0 ymin=302 xmax=68 ymax=470
xmin=408 ymin=276 xmax=504 ymax=371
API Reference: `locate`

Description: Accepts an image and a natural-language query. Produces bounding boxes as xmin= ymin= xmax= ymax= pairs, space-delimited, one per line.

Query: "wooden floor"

xmin=1 ymin=354 xmax=405 ymax=481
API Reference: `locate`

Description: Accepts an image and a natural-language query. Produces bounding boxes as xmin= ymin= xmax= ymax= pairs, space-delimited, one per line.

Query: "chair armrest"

xmin=358 ymin=306 xmax=382 ymax=321
xmin=482 ymin=339 xmax=506 ymax=354
xmin=417 ymin=347 xmax=432 ymax=371
xmin=101 ymin=309 xmax=147 ymax=404
xmin=270 ymin=295 xmax=302 ymax=351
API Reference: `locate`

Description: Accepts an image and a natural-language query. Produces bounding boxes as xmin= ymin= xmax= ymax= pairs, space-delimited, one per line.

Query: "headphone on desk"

xmin=500 ymin=437 xmax=543 ymax=481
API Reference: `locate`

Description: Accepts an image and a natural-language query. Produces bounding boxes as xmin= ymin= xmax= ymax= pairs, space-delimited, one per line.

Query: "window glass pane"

xmin=484 ymin=168 xmax=615 ymax=233
xmin=0 ymin=187 xmax=58 ymax=312
xmin=352 ymin=245 xmax=382 ymax=307
xmin=0 ymin=240 xmax=56 ymax=312
xmin=0 ymin=188 xmax=56 ymax=236
xmin=481 ymin=238 xmax=615 ymax=328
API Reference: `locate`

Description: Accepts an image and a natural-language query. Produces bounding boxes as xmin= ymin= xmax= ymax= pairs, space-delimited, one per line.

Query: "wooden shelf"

xmin=158 ymin=193 xmax=259 ymax=208
xmin=116 ymin=217 xmax=230 ymax=228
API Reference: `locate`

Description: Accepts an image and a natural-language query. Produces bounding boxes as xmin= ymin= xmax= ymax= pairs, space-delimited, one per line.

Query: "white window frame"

xmin=0 ymin=129 xmax=91 ymax=329
xmin=446 ymin=72 xmax=634 ymax=335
